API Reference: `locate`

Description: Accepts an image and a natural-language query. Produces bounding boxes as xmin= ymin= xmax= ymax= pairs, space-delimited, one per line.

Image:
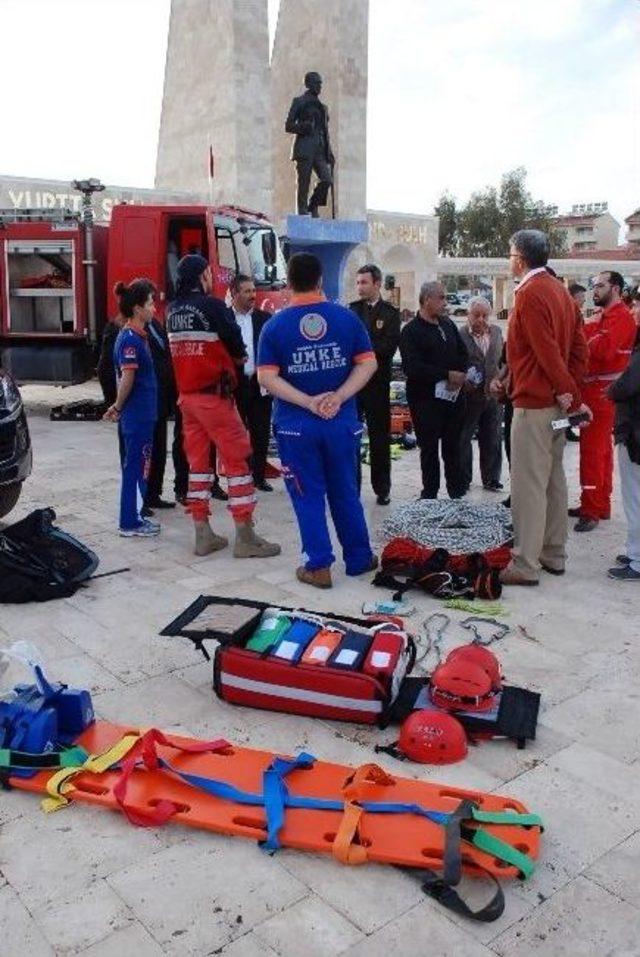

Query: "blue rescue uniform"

xmin=113 ymin=324 xmax=158 ymax=530
xmin=258 ymin=295 xmax=375 ymax=572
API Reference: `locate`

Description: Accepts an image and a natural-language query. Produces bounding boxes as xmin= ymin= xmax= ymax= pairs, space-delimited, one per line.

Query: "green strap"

xmin=0 ymin=746 xmax=89 ymax=769
xmin=472 ymin=809 xmax=544 ymax=829
xmin=468 ymin=827 xmax=536 ymax=880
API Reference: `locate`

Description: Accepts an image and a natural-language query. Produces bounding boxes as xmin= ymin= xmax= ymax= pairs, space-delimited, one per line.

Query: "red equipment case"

xmin=161 ymin=596 xmax=416 ymax=726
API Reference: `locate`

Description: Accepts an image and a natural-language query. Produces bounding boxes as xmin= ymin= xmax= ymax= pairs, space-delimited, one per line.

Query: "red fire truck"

xmin=0 ymin=198 xmax=288 ymax=382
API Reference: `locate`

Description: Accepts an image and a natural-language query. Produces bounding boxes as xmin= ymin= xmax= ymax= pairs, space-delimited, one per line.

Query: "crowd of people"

xmin=99 ymin=229 xmax=640 ymax=588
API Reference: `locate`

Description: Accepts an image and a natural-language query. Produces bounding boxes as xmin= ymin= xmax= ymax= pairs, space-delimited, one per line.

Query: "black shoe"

xmin=502 ymin=496 xmax=511 ymax=508
xmin=483 ymin=482 xmax=504 ymax=492
xmin=616 ymin=554 xmax=631 ymax=566
xmin=146 ymin=498 xmax=176 ymax=510
xmin=141 ymin=505 xmax=155 ymax=517
xmin=419 ymin=490 xmax=436 ymax=500
xmin=211 ymin=482 xmax=229 ymax=502
xmin=574 ymin=517 xmax=599 ymax=532
xmin=608 ymin=565 xmax=640 ymax=581
xmin=255 ymin=480 xmax=274 ymax=492
xmin=568 ymin=506 xmax=582 ymax=518
xmin=376 ymin=494 xmax=391 ymax=506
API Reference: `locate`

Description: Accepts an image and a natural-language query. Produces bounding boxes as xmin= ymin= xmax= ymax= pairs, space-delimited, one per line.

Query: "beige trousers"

xmin=510 ymin=406 xmax=568 ymax=580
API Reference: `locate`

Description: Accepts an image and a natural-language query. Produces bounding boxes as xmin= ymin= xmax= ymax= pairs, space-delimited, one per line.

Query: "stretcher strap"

xmin=43 ymin=730 xmax=231 ymax=816
xmin=111 ymin=730 xmax=233 ymax=827
xmin=472 ymin=808 xmax=543 ymax=829
xmin=466 ymin=826 xmax=536 ymax=880
xmin=262 ymin=752 xmax=315 ymax=852
xmin=399 ymin=864 xmax=506 ymax=923
xmin=333 ymin=763 xmax=396 ymax=865
xmin=0 ymin=746 xmax=88 ymax=769
xmin=441 ymin=800 xmax=477 ymax=886
xmin=43 ymin=733 xmax=141 ymax=813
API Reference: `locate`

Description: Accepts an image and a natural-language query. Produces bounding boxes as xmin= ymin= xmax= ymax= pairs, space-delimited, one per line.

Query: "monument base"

xmin=281 ymin=216 xmax=367 ymax=301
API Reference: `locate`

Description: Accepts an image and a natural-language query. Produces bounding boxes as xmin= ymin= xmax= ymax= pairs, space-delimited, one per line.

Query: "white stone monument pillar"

xmin=155 ymin=0 xmax=272 ymax=214
xmin=270 ymin=0 xmax=369 ymax=223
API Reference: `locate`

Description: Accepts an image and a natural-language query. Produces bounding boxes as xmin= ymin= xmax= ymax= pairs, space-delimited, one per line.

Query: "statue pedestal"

xmin=281 ymin=215 xmax=367 ymax=301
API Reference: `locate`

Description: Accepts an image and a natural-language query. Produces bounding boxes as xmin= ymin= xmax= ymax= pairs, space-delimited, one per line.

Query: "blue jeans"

xmin=120 ymin=419 xmax=155 ymax=530
xmin=276 ymin=415 xmax=373 ymax=573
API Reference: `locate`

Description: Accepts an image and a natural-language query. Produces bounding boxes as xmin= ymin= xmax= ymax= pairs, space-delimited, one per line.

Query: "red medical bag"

xmin=160 ymin=596 xmax=416 ymax=726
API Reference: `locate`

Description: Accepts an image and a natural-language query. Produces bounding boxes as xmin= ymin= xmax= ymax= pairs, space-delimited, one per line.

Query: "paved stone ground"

xmin=1 ymin=381 xmax=639 ymax=956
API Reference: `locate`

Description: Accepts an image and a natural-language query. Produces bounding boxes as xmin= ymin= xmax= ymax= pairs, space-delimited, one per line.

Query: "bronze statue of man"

xmin=285 ymin=71 xmax=335 ymax=217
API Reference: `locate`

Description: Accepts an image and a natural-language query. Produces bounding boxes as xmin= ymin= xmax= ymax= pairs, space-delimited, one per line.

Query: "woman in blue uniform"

xmin=104 ymin=279 xmax=159 ymax=537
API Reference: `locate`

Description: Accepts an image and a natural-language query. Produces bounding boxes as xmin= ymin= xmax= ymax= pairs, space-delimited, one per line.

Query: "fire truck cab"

xmin=106 ymin=203 xmax=288 ymax=321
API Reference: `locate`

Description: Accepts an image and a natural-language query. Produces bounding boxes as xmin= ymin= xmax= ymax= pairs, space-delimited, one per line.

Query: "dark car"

xmin=0 ymin=369 xmax=32 ymax=518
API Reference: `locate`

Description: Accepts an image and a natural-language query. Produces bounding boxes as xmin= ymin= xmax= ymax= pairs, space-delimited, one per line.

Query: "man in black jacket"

xmin=144 ymin=317 xmax=179 ymax=512
xmin=230 ymin=274 xmax=274 ymax=491
xmin=349 ymin=264 xmax=401 ymax=504
xmin=400 ymin=281 xmax=469 ymax=499
xmin=285 ymin=71 xmax=334 ymax=216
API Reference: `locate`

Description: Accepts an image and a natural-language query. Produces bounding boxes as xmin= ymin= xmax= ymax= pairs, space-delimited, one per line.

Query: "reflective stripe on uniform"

xmin=189 ymin=472 xmax=215 ymax=482
xmin=228 ymin=493 xmax=256 ymax=507
xmin=227 ymin=474 xmax=253 ymax=488
xmin=168 ymin=331 xmax=220 ymax=342
xmin=187 ymin=490 xmax=211 ymax=500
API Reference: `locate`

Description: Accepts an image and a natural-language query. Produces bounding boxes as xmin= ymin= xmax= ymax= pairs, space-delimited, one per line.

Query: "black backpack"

xmin=0 ymin=508 xmax=99 ymax=603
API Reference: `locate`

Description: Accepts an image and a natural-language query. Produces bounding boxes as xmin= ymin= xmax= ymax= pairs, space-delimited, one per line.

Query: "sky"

xmin=0 ymin=0 xmax=638 ymax=232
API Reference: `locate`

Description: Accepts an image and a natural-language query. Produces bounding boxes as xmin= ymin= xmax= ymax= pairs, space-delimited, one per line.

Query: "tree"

xmin=457 ymin=186 xmax=504 ymax=257
xmin=434 ymin=192 xmax=458 ymax=255
xmin=435 ymin=167 xmax=569 ymax=258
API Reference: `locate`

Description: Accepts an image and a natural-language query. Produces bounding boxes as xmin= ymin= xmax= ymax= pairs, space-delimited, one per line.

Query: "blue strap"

xmin=157 ymin=756 xmax=450 ymax=828
xmin=262 ymin=752 xmax=315 ymax=852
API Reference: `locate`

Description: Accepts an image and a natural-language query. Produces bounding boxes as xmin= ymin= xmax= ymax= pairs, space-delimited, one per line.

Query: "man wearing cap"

xmin=166 ymin=254 xmax=280 ymax=559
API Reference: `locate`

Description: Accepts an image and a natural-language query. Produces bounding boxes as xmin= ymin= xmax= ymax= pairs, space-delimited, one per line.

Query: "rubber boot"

xmin=233 ymin=520 xmax=281 ymax=558
xmin=194 ymin=520 xmax=228 ymax=556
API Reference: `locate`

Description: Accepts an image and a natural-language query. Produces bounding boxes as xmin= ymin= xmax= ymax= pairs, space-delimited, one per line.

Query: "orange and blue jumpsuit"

xmin=257 ymin=293 xmax=376 ymax=573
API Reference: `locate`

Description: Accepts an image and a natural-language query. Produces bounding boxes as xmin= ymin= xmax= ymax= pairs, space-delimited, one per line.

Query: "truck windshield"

xmin=213 ymin=214 xmax=287 ymax=289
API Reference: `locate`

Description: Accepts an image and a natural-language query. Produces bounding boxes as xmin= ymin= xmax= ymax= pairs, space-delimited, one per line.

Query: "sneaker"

xmin=142 ymin=518 xmax=161 ymax=534
xmin=607 ymin=565 xmax=640 ymax=582
xmin=119 ymin=522 xmax=160 ymax=538
xmin=616 ymin=554 xmax=631 ymax=566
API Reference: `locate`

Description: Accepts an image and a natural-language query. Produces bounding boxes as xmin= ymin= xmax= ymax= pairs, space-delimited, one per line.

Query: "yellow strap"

xmin=42 ymin=733 xmax=141 ymax=814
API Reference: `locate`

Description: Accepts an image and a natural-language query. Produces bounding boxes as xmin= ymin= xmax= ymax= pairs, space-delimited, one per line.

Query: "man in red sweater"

xmin=499 ymin=230 xmax=589 ymax=586
xmin=570 ymin=271 xmax=636 ymax=531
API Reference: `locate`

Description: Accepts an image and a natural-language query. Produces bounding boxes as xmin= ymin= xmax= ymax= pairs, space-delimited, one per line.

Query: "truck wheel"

xmin=0 ymin=482 xmax=22 ymax=519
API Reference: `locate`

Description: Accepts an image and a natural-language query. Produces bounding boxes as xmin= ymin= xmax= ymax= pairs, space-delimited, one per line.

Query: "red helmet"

xmin=397 ymin=710 xmax=467 ymax=764
xmin=446 ymin=644 xmax=502 ymax=690
xmin=429 ymin=658 xmax=497 ymax=713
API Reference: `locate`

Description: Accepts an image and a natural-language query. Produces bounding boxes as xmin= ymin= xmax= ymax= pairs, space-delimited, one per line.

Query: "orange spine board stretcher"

xmin=10 ymin=721 xmax=540 ymax=878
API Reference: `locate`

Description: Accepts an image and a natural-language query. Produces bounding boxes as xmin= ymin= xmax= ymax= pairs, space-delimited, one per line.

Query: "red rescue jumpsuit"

xmin=580 ymin=300 xmax=636 ymax=520
xmin=167 ymin=289 xmax=256 ymax=524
